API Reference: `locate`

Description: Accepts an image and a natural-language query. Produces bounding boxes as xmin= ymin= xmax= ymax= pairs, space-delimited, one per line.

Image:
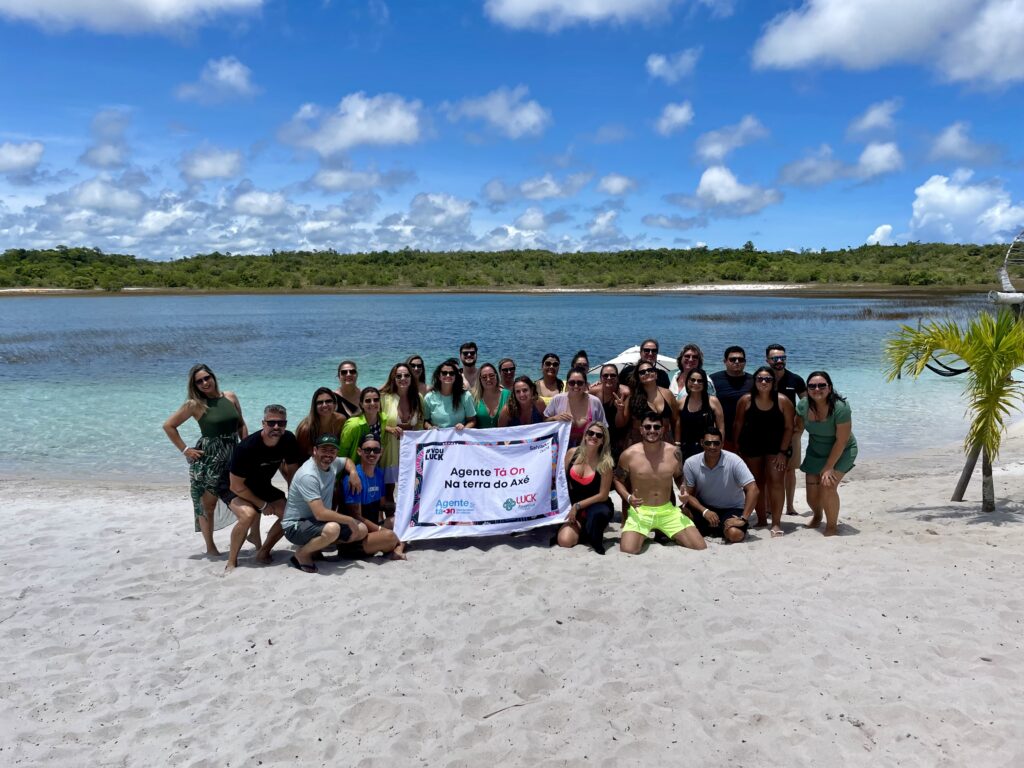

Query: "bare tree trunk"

xmin=951 ymin=444 xmax=982 ymax=502
xmin=982 ymin=448 xmax=995 ymax=513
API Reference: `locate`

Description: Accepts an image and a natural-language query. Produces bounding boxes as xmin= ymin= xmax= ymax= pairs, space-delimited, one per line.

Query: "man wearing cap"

xmin=280 ymin=434 xmax=366 ymax=573
xmin=684 ymin=426 xmax=759 ymax=543
xmin=221 ymin=404 xmax=306 ymax=571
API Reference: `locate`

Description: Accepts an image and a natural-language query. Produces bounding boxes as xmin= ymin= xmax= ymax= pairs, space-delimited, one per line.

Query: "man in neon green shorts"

xmin=614 ymin=411 xmax=707 ymax=554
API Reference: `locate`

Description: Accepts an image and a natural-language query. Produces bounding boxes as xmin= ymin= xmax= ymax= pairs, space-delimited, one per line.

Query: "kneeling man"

xmin=281 ymin=434 xmax=367 ymax=573
xmin=614 ymin=411 xmax=706 ymax=553
xmin=684 ymin=427 xmax=758 ymax=543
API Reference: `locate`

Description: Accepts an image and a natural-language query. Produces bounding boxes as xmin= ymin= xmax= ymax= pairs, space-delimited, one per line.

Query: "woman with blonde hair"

xmin=163 ymin=364 xmax=247 ymax=556
xmin=471 ymin=362 xmax=510 ymax=428
xmin=380 ymin=362 xmax=424 ymax=499
xmin=555 ymin=421 xmax=614 ymax=554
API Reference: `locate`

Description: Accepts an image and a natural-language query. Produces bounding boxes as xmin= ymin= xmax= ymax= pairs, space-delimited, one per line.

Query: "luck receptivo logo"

xmin=503 ymin=493 xmax=537 ymax=511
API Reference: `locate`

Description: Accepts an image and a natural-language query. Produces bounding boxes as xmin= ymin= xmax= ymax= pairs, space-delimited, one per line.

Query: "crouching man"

xmin=684 ymin=427 xmax=759 ymax=543
xmin=281 ymin=434 xmax=366 ymax=573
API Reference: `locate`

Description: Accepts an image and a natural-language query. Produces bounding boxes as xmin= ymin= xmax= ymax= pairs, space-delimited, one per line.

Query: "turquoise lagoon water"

xmin=0 ymin=292 xmax=991 ymax=483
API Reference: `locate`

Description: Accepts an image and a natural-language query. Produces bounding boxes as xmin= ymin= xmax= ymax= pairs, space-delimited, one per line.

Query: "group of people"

xmin=163 ymin=338 xmax=857 ymax=571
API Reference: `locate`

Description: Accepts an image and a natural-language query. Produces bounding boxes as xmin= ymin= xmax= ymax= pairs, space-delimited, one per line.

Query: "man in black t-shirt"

xmin=619 ymin=338 xmax=671 ymax=389
xmin=766 ymin=344 xmax=807 ymax=516
xmin=219 ymin=404 xmax=305 ymax=570
xmin=710 ymin=345 xmax=753 ymax=451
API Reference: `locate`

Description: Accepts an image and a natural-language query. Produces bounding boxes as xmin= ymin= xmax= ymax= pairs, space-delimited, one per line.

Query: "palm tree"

xmin=884 ymin=308 xmax=1024 ymax=512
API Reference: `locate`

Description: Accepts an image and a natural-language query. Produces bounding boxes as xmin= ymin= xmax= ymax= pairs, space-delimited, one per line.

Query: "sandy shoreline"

xmin=0 ymin=283 xmax=996 ymax=299
xmin=2 ymin=431 xmax=1022 ymax=765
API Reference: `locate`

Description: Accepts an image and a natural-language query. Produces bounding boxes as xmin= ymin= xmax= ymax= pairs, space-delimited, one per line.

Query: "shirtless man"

xmin=614 ymin=411 xmax=706 ymax=554
xmin=459 ymin=341 xmax=479 ymax=390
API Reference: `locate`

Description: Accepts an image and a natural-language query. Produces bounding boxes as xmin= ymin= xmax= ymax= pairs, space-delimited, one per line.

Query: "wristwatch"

xmin=782 ymin=447 xmax=793 ymax=458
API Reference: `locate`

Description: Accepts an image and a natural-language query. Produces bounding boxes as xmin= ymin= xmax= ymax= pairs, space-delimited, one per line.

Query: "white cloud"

xmin=910 ymin=169 xmax=1024 ymax=242
xmin=233 ymin=188 xmax=287 ymax=217
xmin=80 ymin=108 xmax=130 ymax=169
xmin=71 ymin=178 xmax=145 ymax=213
xmin=513 ymin=206 xmax=571 ymax=231
xmin=929 ymin=122 xmax=998 ymax=163
xmin=375 ymin=192 xmax=477 ymax=250
xmin=655 ymin=101 xmax=694 ymax=136
xmin=866 ymin=224 xmax=893 ymax=245
xmin=181 ymin=146 xmax=243 ymax=182
xmin=694 ymin=115 xmax=767 ymax=163
xmin=598 ymin=173 xmax=637 ymax=196
xmin=407 ymin=193 xmax=474 ymax=229
xmin=848 ymin=99 xmax=900 ymax=137
xmin=281 ymin=92 xmax=423 ymax=157
xmin=311 ymin=164 xmax=414 ymax=192
xmin=445 ymin=85 xmax=551 ymax=139
xmin=137 ymin=203 xmax=195 ymax=237
xmin=484 ymin=0 xmax=676 ymax=31
xmin=582 ymin=208 xmax=633 ymax=249
xmin=778 ymin=144 xmax=846 ymax=187
xmin=642 ymin=213 xmax=706 ymax=230
xmin=753 ymin=0 xmax=1024 ymax=87
xmin=0 ymin=0 xmax=262 ymax=33
xmin=592 ymin=124 xmax=629 ymax=144
xmin=0 ymin=141 xmax=44 ymax=174
xmin=646 ymin=47 xmax=701 ymax=83
xmin=683 ymin=165 xmax=781 ymax=217
xmin=856 ymin=142 xmax=903 ymax=178
xmin=520 ymin=172 xmax=591 ymax=200
xmin=176 ymin=56 xmax=258 ymax=103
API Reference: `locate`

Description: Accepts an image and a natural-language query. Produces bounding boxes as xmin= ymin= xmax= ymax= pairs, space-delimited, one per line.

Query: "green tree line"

xmin=0 ymin=242 xmax=1011 ymax=291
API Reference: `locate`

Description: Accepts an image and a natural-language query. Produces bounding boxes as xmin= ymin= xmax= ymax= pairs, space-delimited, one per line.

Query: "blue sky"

xmin=0 ymin=0 xmax=1021 ymax=259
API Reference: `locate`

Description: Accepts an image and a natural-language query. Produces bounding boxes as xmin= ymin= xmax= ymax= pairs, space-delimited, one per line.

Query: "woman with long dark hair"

xmin=677 ymin=367 xmax=724 ymax=460
xmin=675 ymin=343 xmax=716 ymax=397
xmin=590 ymin=363 xmax=630 ymax=460
xmin=536 ymin=352 xmax=564 ymax=404
xmin=295 ymin=386 xmax=347 ymax=458
xmin=333 ymin=360 xmax=362 ymax=418
xmin=498 ymin=375 xmax=546 ymax=427
xmin=795 ymin=370 xmax=857 ymax=537
xmin=406 ymin=354 xmax=429 ymax=395
xmin=340 ymin=386 xmax=389 ymax=459
xmin=626 ymin=361 xmax=679 ymax=445
xmin=423 ymin=358 xmax=477 ymax=430
xmin=544 ymin=366 xmax=607 ymax=447
xmin=733 ymin=365 xmax=795 ymax=536
xmin=163 ymin=364 xmax=248 ymax=555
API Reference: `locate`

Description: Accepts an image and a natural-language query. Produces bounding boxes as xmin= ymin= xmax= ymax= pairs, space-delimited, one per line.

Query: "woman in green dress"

xmin=471 ymin=363 xmax=510 ymax=428
xmin=795 ymin=370 xmax=857 ymax=537
xmin=163 ymin=364 xmax=248 ymax=555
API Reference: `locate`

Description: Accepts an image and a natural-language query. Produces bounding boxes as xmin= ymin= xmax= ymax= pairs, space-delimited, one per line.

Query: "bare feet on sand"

xmin=806 ymin=513 xmax=822 ymax=529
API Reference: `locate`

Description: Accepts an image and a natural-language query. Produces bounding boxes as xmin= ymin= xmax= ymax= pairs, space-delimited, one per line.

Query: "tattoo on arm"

xmin=614 ymin=465 xmax=630 ymax=483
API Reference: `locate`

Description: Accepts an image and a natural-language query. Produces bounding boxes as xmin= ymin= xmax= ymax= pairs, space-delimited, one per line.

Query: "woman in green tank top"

xmin=163 ymin=364 xmax=248 ymax=555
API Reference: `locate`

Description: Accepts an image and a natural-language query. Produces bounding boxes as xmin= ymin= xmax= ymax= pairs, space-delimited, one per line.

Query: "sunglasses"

xmin=755 ymin=376 xmax=774 ymax=383
xmin=681 ymin=353 xmax=699 ymax=360
xmin=264 ymin=419 xmax=287 ymax=427
xmin=315 ymin=399 xmax=335 ymax=406
xmin=362 ymin=397 xmax=380 ymax=404
xmin=770 ymin=355 xmax=787 ymax=362
xmin=409 ymin=362 xmax=424 ymax=369
xmin=395 ymin=373 xmax=412 ymax=381
xmin=687 ymin=377 xmax=705 ymax=385
xmin=638 ymin=369 xmax=656 ymax=376
xmin=567 ymin=380 xmax=586 ymax=388
xmin=339 ymin=369 xmax=357 ymax=376
xmin=601 ymin=372 xmax=617 ymax=379
xmin=500 ymin=367 xmax=516 ymax=374
xmin=461 ymin=351 xmax=476 ymax=357
xmin=641 ymin=424 xmax=663 ymax=432
xmin=194 ymin=375 xmax=213 ymax=385
xmin=440 ymin=370 xmax=457 ymax=377
xmin=361 ymin=446 xmax=382 ymax=454
xmin=807 ymin=382 xmax=829 ymax=390
xmin=584 ymin=429 xmax=604 ymax=439
xmin=481 ymin=374 xmax=498 ymax=382
xmin=641 ymin=347 xmax=658 ymax=354
xmin=543 ymin=362 xmax=559 ymax=368
xmin=728 ymin=357 xmax=745 ymax=363
xmin=702 ymin=439 xmax=722 ymax=447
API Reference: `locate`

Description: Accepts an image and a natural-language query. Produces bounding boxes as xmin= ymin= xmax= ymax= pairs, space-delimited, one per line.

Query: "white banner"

xmin=394 ymin=422 xmax=571 ymax=541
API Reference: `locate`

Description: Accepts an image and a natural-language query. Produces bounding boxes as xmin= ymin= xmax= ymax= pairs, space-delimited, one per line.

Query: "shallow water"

xmin=0 ymin=291 xmax=991 ymax=482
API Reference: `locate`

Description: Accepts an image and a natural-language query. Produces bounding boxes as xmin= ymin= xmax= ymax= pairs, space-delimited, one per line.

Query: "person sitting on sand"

xmin=342 ymin=434 xmax=404 ymax=560
xmin=280 ymin=434 xmax=367 ymax=573
xmin=614 ymin=411 xmax=705 ymax=554
xmin=219 ymin=404 xmax=307 ymax=571
xmin=684 ymin=427 xmax=759 ymax=544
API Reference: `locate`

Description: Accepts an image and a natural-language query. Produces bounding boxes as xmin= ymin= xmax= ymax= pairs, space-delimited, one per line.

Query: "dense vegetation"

xmin=0 ymin=242 xmax=1011 ymax=291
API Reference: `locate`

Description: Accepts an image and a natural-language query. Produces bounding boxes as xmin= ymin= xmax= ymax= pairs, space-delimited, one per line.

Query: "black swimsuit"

xmin=679 ymin=395 xmax=715 ymax=459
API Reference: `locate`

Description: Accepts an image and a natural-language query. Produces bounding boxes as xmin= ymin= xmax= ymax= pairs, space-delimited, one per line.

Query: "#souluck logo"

xmin=423 ymin=447 xmax=445 ymax=461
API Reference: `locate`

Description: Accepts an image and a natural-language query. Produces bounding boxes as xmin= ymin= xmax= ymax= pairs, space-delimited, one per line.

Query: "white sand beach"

xmin=2 ymin=431 xmax=1023 ymax=767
